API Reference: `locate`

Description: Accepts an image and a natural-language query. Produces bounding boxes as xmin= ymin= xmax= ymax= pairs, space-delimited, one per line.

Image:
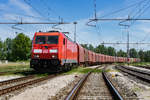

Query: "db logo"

xmin=43 ymin=49 xmax=48 ymax=53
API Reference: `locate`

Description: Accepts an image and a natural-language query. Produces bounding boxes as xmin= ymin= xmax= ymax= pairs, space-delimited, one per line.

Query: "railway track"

xmin=65 ymin=67 xmax=123 ymax=100
xmin=0 ymin=75 xmax=56 ymax=96
xmin=136 ymin=66 xmax=150 ymax=70
xmin=116 ymin=66 xmax=150 ymax=82
xmin=0 ymin=75 xmax=34 ymax=86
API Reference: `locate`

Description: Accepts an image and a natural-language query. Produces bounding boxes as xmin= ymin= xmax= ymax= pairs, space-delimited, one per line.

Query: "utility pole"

xmin=126 ymin=26 xmax=130 ymax=64
xmin=74 ymin=22 xmax=77 ymax=43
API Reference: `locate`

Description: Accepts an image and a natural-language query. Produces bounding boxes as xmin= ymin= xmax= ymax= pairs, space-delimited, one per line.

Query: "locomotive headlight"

xmin=52 ymin=55 xmax=57 ymax=58
xmin=49 ymin=49 xmax=58 ymax=53
xmin=33 ymin=49 xmax=42 ymax=53
xmin=34 ymin=54 xmax=39 ymax=58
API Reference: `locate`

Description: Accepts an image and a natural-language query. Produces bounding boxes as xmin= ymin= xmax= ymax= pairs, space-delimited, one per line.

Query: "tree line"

xmin=0 ymin=33 xmax=149 ymax=62
xmin=0 ymin=33 xmax=31 ymax=61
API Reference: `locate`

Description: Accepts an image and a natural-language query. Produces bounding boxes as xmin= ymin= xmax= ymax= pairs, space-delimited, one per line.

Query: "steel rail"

xmin=65 ymin=66 xmax=124 ymax=100
xmin=121 ymin=66 xmax=150 ymax=75
xmin=102 ymin=71 xmax=124 ymax=100
xmin=65 ymin=66 xmax=102 ymax=100
xmin=138 ymin=66 xmax=150 ymax=69
xmin=0 ymin=75 xmax=55 ymax=96
xmin=116 ymin=66 xmax=150 ymax=82
xmin=65 ymin=72 xmax=91 ymax=100
xmin=0 ymin=75 xmax=34 ymax=86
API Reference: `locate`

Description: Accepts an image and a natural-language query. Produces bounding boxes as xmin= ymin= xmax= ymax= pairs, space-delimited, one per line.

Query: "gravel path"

xmin=9 ymin=74 xmax=80 ymax=100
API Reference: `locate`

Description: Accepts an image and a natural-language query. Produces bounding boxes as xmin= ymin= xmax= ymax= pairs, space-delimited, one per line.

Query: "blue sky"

xmin=0 ymin=0 xmax=150 ymax=51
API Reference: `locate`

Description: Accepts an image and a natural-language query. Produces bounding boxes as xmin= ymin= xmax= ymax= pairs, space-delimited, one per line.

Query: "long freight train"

xmin=30 ymin=31 xmax=140 ymax=72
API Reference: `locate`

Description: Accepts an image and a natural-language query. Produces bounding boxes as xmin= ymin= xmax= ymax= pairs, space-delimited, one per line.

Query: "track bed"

xmin=76 ymin=73 xmax=114 ymax=100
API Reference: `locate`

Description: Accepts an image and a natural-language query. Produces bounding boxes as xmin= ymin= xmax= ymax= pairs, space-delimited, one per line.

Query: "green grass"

xmin=0 ymin=65 xmax=31 ymax=75
xmin=0 ymin=65 xmax=30 ymax=72
xmin=0 ymin=65 xmax=52 ymax=77
xmin=130 ymin=62 xmax=150 ymax=66
xmin=64 ymin=67 xmax=102 ymax=75
xmin=115 ymin=62 xmax=150 ymax=68
xmin=34 ymin=73 xmax=50 ymax=77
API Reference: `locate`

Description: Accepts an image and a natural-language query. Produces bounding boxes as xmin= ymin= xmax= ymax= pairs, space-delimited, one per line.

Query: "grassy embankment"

xmin=129 ymin=62 xmax=150 ymax=67
xmin=0 ymin=62 xmax=31 ymax=75
xmin=65 ymin=67 xmax=102 ymax=75
xmin=0 ymin=62 xmax=104 ymax=76
xmin=116 ymin=62 xmax=150 ymax=67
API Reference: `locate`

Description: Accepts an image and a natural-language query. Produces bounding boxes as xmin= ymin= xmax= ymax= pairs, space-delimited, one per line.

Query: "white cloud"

xmin=9 ymin=0 xmax=34 ymax=16
xmin=0 ymin=0 xmax=150 ymax=51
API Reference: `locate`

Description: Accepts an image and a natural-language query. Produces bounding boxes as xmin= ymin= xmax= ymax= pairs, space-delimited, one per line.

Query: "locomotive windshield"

xmin=47 ymin=36 xmax=58 ymax=44
xmin=35 ymin=36 xmax=46 ymax=44
xmin=35 ymin=36 xmax=58 ymax=44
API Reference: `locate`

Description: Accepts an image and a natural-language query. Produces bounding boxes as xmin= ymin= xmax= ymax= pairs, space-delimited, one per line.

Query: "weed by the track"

xmin=64 ymin=67 xmax=102 ymax=74
xmin=117 ymin=62 xmax=150 ymax=67
xmin=130 ymin=62 xmax=150 ymax=66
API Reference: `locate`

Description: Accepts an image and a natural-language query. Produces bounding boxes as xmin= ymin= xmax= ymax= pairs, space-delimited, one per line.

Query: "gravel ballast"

xmin=9 ymin=74 xmax=80 ymax=100
xmin=106 ymin=65 xmax=150 ymax=100
xmin=77 ymin=73 xmax=113 ymax=100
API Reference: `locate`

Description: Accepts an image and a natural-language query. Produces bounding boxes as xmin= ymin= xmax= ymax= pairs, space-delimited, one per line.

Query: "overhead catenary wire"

xmin=0 ymin=10 xmax=52 ymax=21
xmin=24 ymin=0 xmax=51 ymax=21
xmin=130 ymin=0 xmax=150 ymax=26
xmin=99 ymin=0 xmax=148 ymax=18
xmin=39 ymin=0 xmax=63 ymax=21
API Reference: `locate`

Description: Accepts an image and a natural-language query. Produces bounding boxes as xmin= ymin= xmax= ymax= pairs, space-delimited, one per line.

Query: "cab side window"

xmin=63 ymin=38 xmax=65 ymax=45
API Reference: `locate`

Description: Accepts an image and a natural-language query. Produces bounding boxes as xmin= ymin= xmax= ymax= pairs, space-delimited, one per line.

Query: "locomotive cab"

xmin=30 ymin=31 xmax=78 ymax=72
xmin=30 ymin=31 xmax=61 ymax=71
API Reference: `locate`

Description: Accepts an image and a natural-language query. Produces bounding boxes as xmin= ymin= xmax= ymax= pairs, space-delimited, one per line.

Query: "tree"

xmin=129 ymin=48 xmax=138 ymax=58
xmin=95 ymin=45 xmax=107 ymax=54
xmin=4 ymin=38 xmax=13 ymax=60
xmin=144 ymin=50 xmax=150 ymax=62
xmin=117 ymin=50 xmax=127 ymax=57
xmin=80 ymin=44 xmax=95 ymax=51
xmin=81 ymin=44 xmax=88 ymax=49
xmin=88 ymin=44 xmax=94 ymax=51
xmin=12 ymin=33 xmax=31 ymax=61
xmin=107 ymin=46 xmax=116 ymax=56
xmin=138 ymin=50 xmax=145 ymax=62
xmin=0 ymin=38 xmax=3 ymax=60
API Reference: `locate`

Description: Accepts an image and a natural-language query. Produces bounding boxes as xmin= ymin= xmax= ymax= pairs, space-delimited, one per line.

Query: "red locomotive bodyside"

xmin=30 ymin=31 xmax=78 ymax=72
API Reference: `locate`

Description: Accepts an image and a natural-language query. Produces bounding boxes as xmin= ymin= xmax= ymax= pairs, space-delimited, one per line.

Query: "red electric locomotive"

xmin=30 ymin=30 xmax=140 ymax=72
xmin=30 ymin=31 xmax=78 ymax=72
